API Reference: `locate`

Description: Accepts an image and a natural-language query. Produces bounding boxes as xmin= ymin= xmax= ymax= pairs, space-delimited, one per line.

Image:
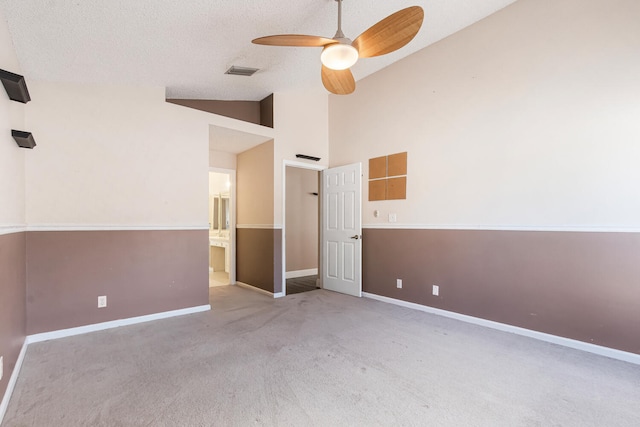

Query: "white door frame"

xmin=209 ymin=167 xmax=236 ymax=285
xmin=281 ymin=160 xmax=326 ymax=297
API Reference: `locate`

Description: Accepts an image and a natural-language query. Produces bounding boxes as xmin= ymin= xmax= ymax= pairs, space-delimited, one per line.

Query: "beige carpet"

xmin=3 ymin=286 xmax=640 ymax=426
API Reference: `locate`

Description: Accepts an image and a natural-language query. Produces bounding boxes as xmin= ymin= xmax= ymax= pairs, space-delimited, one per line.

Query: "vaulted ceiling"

xmin=0 ymin=0 xmax=518 ymax=101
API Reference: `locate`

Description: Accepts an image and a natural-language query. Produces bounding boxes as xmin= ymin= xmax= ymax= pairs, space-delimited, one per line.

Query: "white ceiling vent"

xmin=225 ymin=66 xmax=260 ymax=77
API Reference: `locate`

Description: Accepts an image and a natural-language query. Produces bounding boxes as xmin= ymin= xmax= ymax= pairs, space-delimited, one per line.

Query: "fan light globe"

xmin=321 ymin=43 xmax=359 ymax=70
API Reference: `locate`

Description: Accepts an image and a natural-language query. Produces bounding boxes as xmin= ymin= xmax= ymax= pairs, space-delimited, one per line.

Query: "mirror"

xmin=211 ymin=197 xmax=219 ymax=230
xmin=210 ymin=193 xmax=230 ymax=234
xmin=220 ymin=195 xmax=230 ymax=230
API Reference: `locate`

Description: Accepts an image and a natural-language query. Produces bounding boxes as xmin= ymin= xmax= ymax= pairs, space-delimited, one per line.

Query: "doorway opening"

xmin=209 ymin=169 xmax=235 ymax=287
xmin=283 ymin=162 xmax=325 ymax=295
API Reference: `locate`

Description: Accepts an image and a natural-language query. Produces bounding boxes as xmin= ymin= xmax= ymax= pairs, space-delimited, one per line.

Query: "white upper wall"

xmin=0 ymin=9 xmax=25 ymax=227
xmin=329 ymin=0 xmax=640 ymax=230
xmin=24 ymin=82 xmax=215 ymax=227
xmin=13 ymin=80 xmax=327 ymax=229
xmin=273 ymin=90 xmax=329 ymax=225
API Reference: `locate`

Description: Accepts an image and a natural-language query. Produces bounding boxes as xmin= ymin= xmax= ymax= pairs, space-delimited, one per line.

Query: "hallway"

xmin=285 ymin=275 xmax=318 ymax=295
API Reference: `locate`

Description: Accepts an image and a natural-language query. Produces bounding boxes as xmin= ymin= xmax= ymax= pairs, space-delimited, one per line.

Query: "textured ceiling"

xmin=0 ymin=0 xmax=517 ymax=101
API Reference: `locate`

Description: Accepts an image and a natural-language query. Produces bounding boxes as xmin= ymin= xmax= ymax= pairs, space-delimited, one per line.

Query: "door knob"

xmin=350 ymin=235 xmax=362 ymax=240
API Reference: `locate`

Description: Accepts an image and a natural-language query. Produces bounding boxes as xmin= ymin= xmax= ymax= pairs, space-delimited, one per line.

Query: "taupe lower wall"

xmin=26 ymin=230 xmax=209 ymax=335
xmin=363 ymin=228 xmax=640 ymax=355
xmin=0 ymin=232 xmax=26 ymax=402
xmin=237 ymin=228 xmax=282 ymax=294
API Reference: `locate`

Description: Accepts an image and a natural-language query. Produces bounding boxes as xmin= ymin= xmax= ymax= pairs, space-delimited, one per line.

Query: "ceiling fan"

xmin=252 ymin=0 xmax=424 ymax=95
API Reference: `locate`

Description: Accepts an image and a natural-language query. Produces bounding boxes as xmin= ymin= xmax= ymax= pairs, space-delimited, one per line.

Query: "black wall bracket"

xmin=2 ymin=69 xmax=36 ymax=148
xmin=0 ymin=68 xmax=31 ymax=103
xmin=12 ymin=130 xmax=36 ymax=149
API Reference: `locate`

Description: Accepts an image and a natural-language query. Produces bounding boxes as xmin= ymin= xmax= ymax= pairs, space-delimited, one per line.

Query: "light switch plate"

xmin=98 ymin=295 xmax=107 ymax=308
xmin=432 ymin=285 xmax=440 ymax=296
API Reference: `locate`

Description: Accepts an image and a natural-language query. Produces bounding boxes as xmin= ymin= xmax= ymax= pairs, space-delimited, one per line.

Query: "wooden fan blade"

xmin=352 ymin=6 xmax=424 ymax=58
xmin=252 ymin=34 xmax=338 ymax=47
xmin=321 ymin=66 xmax=355 ymax=95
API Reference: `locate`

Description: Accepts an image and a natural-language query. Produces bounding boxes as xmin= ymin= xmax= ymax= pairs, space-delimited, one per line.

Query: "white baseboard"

xmin=285 ymin=268 xmax=318 ymax=279
xmin=273 ymin=292 xmax=285 ymax=298
xmin=27 ymin=305 xmax=211 ymax=344
xmin=363 ymin=292 xmax=640 ymax=366
xmin=235 ymin=281 xmax=280 ymax=298
xmin=0 ymin=340 xmax=28 ymax=426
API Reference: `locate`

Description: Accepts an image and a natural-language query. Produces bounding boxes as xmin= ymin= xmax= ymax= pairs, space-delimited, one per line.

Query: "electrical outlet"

xmin=98 ymin=295 xmax=107 ymax=308
xmin=397 ymin=279 xmax=402 ymax=289
xmin=432 ymin=285 xmax=440 ymax=296
xmin=389 ymin=213 xmax=397 ymax=223
xmin=0 ymin=356 xmax=3 ymax=381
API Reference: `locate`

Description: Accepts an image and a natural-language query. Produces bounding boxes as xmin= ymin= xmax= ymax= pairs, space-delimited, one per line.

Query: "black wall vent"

xmin=296 ymin=154 xmax=321 ymax=162
xmin=0 ymin=69 xmax=31 ymax=103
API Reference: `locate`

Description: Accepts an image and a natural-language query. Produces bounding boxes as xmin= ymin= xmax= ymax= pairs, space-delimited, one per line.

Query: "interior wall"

xmin=22 ymin=82 xmax=213 ymax=334
xmin=237 ymin=140 xmax=274 ymax=227
xmin=273 ymin=90 xmax=329 ymax=226
xmin=271 ymin=90 xmax=329 ymax=293
xmin=25 ymin=83 xmax=210 ymax=226
xmin=0 ymin=9 xmax=25 ymax=227
xmin=236 ymin=140 xmax=278 ymax=292
xmin=209 ymin=149 xmax=237 ymax=170
xmin=329 ymin=0 xmax=640 ymax=354
xmin=217 ymin=91 xmax=329 ymax=293
xmin=236 ymin=228 xmax=278 ymax=293
xmin=26 ymin=230 xmax=207 ymax=335
xmin=285 ymin=167 xmax=318 ymax=273
xmin=0 ymin=232 xmax=25 ymax=409
xmin=363 ymin=228 xmax=640 ymax=355
xmin=0 ymin=8 xmax=26 ymax=411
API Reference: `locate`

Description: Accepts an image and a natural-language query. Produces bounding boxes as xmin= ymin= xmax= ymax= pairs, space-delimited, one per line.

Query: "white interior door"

xmin=321 ymin=162 xmax=362 ymax=297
